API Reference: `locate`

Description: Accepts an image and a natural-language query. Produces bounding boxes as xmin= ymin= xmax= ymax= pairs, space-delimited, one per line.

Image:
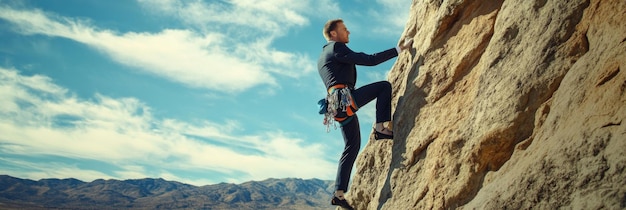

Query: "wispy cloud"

xmin=0 ymin=3 xmax=322 ymax=93
xmin=345 ymin=0 xmax=410 ymax=38
xmin=0 ymin=67 xmax=335 ymax=184
xmin=373 ymin=0 xmax=411 ymax=34
xmin=138 ymin=0 xmax=339 ymax=37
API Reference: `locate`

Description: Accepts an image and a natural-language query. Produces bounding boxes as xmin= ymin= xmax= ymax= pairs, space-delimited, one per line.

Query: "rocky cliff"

xmin=349 ymin=0 xmax=625 ymax=209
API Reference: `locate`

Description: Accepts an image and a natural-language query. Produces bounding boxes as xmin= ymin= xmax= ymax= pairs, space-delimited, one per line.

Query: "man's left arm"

xmin=336 ymin=38 xmax=413 ymax=66
xmin=335 ymin=43 xmax=398 ymax=66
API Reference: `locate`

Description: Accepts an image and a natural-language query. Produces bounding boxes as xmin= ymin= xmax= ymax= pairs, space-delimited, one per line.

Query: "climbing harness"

xmin=319 ymin=84 xmax=359 ymax=132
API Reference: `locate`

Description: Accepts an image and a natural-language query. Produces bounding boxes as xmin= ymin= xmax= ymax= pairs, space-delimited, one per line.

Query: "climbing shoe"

xmin=331 ymin=196 xmax=354 ymax=210
xmin=373 ymin=127 xmax=394 ymax=140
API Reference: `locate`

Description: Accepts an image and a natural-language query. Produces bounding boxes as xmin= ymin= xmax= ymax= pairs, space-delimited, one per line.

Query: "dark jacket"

xmin=317 ymin=41 xmax=398 ymax=90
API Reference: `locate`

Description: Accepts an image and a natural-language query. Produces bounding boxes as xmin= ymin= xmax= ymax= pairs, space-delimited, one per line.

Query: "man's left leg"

xmin=352 ymin=81 xmax=393 ymax=137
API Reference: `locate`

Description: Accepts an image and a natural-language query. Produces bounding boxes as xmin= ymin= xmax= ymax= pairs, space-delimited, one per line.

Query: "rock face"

xmin=349 ymin=0 xmax=625 ymax=209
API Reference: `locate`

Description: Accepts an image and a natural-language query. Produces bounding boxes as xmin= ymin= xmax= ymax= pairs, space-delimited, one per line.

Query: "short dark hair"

xmin=323 ymin=19 xmax=343 ymax=41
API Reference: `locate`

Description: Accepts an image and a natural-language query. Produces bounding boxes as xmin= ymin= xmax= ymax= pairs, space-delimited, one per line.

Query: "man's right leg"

xmin=335 ymin=115 xmax=361 ymax=194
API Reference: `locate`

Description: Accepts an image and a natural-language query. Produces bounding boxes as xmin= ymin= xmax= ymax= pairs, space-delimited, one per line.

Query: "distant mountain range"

xmin=0 ymin=175 xmax=335 ymax=210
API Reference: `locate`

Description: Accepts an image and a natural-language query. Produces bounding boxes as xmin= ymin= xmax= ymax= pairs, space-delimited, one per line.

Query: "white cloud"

xmin=138 ymin=0 xmax=339 ymax=37
xmin=0 ymin=67 xmax=335 ymax=184
xmin=345 ymin=0 xmax=410 ymax=38
xmin=375 ymin=0 xmax=411 ymax=31
xmin=0 ymin=158 xmax=116 ymax=182
xmin=0 ymin=4 xmax=322 ymax=92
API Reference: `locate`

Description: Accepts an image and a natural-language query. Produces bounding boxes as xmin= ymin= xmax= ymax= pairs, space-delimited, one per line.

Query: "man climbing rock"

xmin=317 ymin=18 xmax=412 ymax=209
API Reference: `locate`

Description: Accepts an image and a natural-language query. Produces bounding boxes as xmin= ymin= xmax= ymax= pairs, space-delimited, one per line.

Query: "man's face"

xmin=332 ymin=22 xmax=350 ymax=43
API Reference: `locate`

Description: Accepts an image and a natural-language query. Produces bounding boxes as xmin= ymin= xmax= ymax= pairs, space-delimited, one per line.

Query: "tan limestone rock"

xmin=348 ymin=0 xmax=625 ymax=209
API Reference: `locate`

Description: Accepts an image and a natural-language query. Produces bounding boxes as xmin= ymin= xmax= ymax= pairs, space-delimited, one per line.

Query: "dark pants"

xmin=335 ymin=81 xmax=392 ymax=192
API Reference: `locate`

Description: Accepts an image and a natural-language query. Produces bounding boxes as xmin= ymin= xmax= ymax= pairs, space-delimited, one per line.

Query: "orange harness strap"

xmin=328 ymin=84 xmax=348 ymax=93
xmin=327 ymin=84 xmax=358 ymax=122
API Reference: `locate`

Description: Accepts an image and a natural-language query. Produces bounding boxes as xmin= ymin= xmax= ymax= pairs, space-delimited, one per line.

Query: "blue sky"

xmin=0 ymin=0 xmax=409 ymax=186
